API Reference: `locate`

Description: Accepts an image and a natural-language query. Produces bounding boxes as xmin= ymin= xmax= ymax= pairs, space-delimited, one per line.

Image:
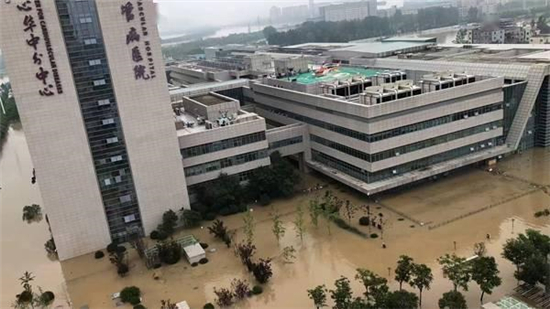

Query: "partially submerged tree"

xmin=208 ymin=219 xmax=232 ymax=247
xmin=22 ymin=204 xmax=42 ymax=223
xmin=294 ymin=202 xmax=306 ymax=242
xmin=395 ymin=255 xmax=415 ymax=290
xmin=355 ymin=268 xmax=388 ymax=304
xmin=410 ymin=263 xmax=433 ymax=308
xmin=330 ymin=276 xmax=353 ymax=309
xmin=438 ymin=290 xmax=467 ymax=309
xmin=307 ymin=285 xmax=328 ymax=309
xmin=270 ymin=206 xmax=286 ymax=244
xmin=281 ymin=246 xmax=296 ymax=264
xmin=160 ymin=299 xmax=177 ymax=309
xmin=438 ymin=254 xmax=471 ymax=292
xmin=473 ymin=242 xmax=486 ymax=257
xmin=471 ymin=256 xmax=501 ymax=303
xmin=252 ymin=258 xmax=273 ymax=284
xmin=231 ymin=278 xmax=250 ymax=300
xmin=109 ymin=249 xmax=129 ymax=277
xmin=382 ymin=290 xmax=419 ymax=309
xmin=213 ymin=287 xmax=234 ymax=308
xmin=235 ymin=241 xmax=256 ymax=271
xmin=158 ymin=209 xmax=178 ymax=236
xmin=243 ymin=209 xmax=255 ymax=244
xmin=309 ymin=196 xmax=322 ymax=228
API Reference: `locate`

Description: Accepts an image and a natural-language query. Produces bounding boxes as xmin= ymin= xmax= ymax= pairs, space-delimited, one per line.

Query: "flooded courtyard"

xmin=1 ymin=127 xmax=549 ymax=309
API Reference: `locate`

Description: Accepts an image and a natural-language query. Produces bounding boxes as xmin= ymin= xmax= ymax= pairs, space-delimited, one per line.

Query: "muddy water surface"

xmin=1 ymin=128 xmax=549 ymax=309
xmin=0 ymin=127 xmax=69 ymax=308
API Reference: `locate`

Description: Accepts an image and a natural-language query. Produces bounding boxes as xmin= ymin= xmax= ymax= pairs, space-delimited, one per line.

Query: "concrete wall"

xmin=0 ymin=0 xmax=111 ymax=260
xmin=96 ymin=0 xmax=189 ymax=235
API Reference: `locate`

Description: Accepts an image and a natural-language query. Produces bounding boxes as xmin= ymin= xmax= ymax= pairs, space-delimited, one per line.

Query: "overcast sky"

xmin=155 ymin=0 xmax=341 ymax=35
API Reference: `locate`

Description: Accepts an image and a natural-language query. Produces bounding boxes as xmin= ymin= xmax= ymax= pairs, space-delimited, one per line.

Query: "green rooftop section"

xmin=279 ymin=67 xmax=379 ymax=85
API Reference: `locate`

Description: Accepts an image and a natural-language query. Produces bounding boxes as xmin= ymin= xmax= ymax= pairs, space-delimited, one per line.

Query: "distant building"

xmin=319 ymin=0 xmax=378 ymax=22
xmin=281 ymin=4 xmax=310 ymax=23
xmin=270 ymin=6 xmax=282 ymax=24
xmin=456 ymin=21 xmax=531 ymax=44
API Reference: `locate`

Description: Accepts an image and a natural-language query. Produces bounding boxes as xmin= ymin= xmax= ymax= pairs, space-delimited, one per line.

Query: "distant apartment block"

xmin=319 ymin=0 xmax=377 ymax=22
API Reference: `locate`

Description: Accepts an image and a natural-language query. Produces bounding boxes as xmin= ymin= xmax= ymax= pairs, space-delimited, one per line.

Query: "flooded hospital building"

xmin=2 ymin=0 xmax=550 ymax=260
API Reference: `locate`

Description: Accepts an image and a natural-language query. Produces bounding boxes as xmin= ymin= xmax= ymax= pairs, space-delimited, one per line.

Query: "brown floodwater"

xmin=0 ymin=127 xmax=70 ymax=308
xmin=1 ymin=128 xmax=549 ymax=309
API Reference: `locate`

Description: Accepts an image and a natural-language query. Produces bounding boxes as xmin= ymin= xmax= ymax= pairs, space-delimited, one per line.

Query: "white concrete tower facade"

xmin=0 ymin=0 xmax=189 ymax=260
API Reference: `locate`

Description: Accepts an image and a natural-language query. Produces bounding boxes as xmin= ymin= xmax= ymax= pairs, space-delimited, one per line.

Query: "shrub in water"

xmin=191 ymin=262 xmax=198 ymax=267
xmin=200 ymin=242 xmax=209 ymax=249
xmin=40 ymin=291 xmax=55 ymax=305
xmin=94 ymin=250 xmax=105 ymax=259
xmin=134 ymin=305 xmax=147 ymax=309
xmin=204 ymin=212 xmax=217 ymax=221
xmin=150 ymin=230 xmax=159 ymax=240
xmin=106 ymin=242 xmax=118 ymax=253
xmin=203 ymin=303 xmax=215 ymax=309
xmin=199 ymin=258 xmax=209 ymax=264
xmin=370 ymin=233 xmax=379 ymax=239
xmin=181 ymin=209 xmax=202 ymax=228
xmin=359 ymin=216 xmax=370 ymax=226
xmin=157 ymin=241 xmax=181 ymax=265
xmin=120 ymin=286 xmax=141 ymax=304
xmin=252 ymin=285 xmax=263 ymax=295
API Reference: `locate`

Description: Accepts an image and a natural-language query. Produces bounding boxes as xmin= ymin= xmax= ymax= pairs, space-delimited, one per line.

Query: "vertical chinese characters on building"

xmin=17 ymin=0 xmax=63 ymax=96
xmin=121 ymin=1 xmax=156 ymax=81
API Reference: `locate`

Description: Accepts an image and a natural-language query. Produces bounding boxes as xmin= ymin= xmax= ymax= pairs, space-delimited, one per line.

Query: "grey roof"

xmin=169 ymin=79 xmax=249 ymax=98
xmin=329 ymin=42 xmax=432 ymax=54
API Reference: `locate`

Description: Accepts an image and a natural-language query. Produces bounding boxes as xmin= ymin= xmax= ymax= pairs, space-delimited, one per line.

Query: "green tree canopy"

xmin=438 ymin=290 xmax=467 ymax=309
xmin=471 ymin=256 xmax=502 ymax=303
xmin=395 ymin=255 xmax=415 ymax=290
xmin=438 ymin=254 xmax=471 ymax=292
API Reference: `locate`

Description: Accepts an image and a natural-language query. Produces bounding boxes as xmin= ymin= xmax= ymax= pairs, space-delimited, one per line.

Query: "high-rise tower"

xmin=0 ymin=0 xmax=189 ymax=260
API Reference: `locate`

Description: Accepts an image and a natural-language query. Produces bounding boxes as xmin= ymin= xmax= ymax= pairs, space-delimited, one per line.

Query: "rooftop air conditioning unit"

xmin=470 ymin=147 xmax=475 ymax=151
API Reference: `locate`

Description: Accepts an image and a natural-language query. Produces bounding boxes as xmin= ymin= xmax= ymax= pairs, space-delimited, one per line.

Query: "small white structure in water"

xmin=183 ymin=242 xmax=206 ymax=264
xmin=176 ymin=301 xmax=190 ymax=309
xmin=180 ymin=235 xmax=206 ymax=264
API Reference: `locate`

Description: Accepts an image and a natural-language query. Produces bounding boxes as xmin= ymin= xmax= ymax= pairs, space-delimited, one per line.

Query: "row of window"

xmin=310 ymin=120 xmax=502 ymax=163
xmin=55 ymin=0 xmax=143 ymax=242
xmin=184 ymin=150 xmax=268 ymax=177
xmin=256 ymin=102 xmax=503 ymax=143
xmin=269 ymin=136 xmax=303 ymax=149
xmin=181 ymin=132 xmax=266 ymax=158
xmin=311 ymin=137 xmax=500 ymax=184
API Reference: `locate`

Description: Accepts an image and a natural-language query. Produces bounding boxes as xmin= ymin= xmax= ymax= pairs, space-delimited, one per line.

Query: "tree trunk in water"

xmin=399 ymin=282 xmax=403 ymax=290
xmin=480 ymin=290 xmax=485 ymax=303
xmin=419 ymin=289 xmax=423 ymax=307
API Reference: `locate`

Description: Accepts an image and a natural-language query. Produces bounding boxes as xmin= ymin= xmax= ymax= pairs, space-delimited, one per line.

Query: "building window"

xmin=181 ymin=132 xmax=267 ymax=158
xmin=119 ymin=195 xmax=132 ymax=203
xmin=93 ymin=79 xmax=106 ymax=86
xmin=110 ymin=155 xmax=123 ymax=162
xmin=106 ymin=137 xmax=119 ymax=144
xmin=184 ymin=150 xmax=268 ymax=177
xmin=79 ymin=16 xmax=93 ymax=23
xmin=104 ymin=178 xmax=112 ymax=186
xmin=102 ymin=118 xmax=115 ymax=125
xmin=97 ymin=99 xmax=110 ymax=106
xmin=88 ymin=59 xmax=102 ymax=66
xmin=83 ymin=38 xmax=97 ymax=45
xmin=124 ymin=214 xmax=136 ymax=223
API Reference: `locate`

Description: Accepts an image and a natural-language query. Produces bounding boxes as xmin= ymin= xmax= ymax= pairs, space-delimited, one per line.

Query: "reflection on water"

xmin=1 ymin=128 xmax=548 ymax=309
